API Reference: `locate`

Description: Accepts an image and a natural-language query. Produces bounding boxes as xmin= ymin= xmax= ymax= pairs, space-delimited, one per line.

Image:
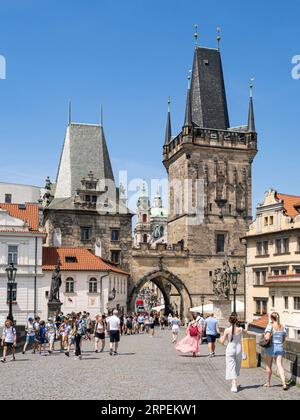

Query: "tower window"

xmin=5 ymin=194 xmax=12 ymax=203
xmin=142 ymin=214 xmax=147 ymax=223
xmin=216 ymin=234 xmax=225 ymax=254
xmin=209 ymin=203 xmax=212 ymax=212
xmin=111 ymin=251 xmax=120 ymax=264
xmin=111 ymin=229 xmax=120 ymax=241
xmin=81 ymin=227 xmax=91 ymax=241
xmin=143 ymin=234 xmax=148 ymax=243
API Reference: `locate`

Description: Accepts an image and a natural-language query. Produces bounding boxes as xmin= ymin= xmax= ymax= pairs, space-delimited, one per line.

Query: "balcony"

xmin=266 ymin=274 xmax=300 ymax=284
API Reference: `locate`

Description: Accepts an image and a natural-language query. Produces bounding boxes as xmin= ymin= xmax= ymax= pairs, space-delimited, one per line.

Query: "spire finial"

xmin=168 ymin=96 xmax=171 ymax=113
xmin=194 ymin=24 xmax=199 ymax=49
xmin=250 ymin=78 xmax=255 ymax=98
xmin=68 ymin=100 xmax=72 ymax=126
xmin=217 ymin=27 xmax=221 ymax=51
xmin=100 ymin=104 xmax=103 ymax=127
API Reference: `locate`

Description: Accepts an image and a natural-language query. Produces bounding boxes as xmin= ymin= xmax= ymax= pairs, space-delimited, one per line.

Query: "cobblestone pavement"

xmin=0 ymin=329 xmax=298 ymax=400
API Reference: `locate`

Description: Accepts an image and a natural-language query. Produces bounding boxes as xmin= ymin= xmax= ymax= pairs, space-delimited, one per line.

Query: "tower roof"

xmin=55 ymin=122 xmax=115 ymax=199
xmin=165 ymin=98 xmax=172 ymax=145
xmin=189 ymin=47 xmax=230 ymax=130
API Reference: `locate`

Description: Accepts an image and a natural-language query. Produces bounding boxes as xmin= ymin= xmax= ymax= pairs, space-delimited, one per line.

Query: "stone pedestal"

xmin=48 ymin=301 xmax=63 ymax=319
xmin=210 ymin=298 xmax=232 ymax=328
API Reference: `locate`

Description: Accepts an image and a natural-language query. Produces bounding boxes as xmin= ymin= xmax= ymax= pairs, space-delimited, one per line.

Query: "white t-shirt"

xmin=3 ymin=327 xmax=16 ymax=343
xmin=108 ymin=315 xmax=120 ymax=331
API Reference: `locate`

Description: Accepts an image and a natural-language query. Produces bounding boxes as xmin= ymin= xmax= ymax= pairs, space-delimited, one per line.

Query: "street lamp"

xmin=229 ymin=266 xmax=240 ymax=315
xmin=200 ymin=294 xmax=205 ymax=316
xmin=5 ymin=263 xmax=17 ymax=322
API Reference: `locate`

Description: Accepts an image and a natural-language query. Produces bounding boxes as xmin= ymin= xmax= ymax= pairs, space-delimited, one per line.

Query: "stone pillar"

xmin=210 ymin=298 xmax=232 ymax=328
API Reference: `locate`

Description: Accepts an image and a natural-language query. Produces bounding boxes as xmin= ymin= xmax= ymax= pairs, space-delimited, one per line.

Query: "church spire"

xmin=184 ymin=70 xmax=192 ymax=128
xmin=248 ymin=78 xmax=256 ymax=133
xmin=164 ymin=97 xmax=172 ymax=145
xmin=68 ymin=100 xmax=72 ymax=126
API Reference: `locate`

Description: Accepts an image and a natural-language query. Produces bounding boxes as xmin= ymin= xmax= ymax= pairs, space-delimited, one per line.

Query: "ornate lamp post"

xmin=229 ymin=266 xmax=240 ymax=315
xmin=200 ymin=294 xmax=205 ymax=316
xmin=5 ymin=263 xmax=17 ymax=322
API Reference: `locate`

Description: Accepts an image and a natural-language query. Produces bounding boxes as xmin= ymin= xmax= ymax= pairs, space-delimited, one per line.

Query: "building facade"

xmin=0 ymin=203 xmax=44 ymax=326
xmin=244 ymin=189 xmax=300 ymax=339
xmin=0 ymin=182 xmax=42 ymax=204
xmin=40 ymin=247 xmax=129 ymax=320
xmin=43 ymin=119 xmax=133 ymax=272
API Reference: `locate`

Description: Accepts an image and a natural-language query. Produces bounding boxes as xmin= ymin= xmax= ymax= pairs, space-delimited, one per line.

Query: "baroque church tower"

xmin=163 ymin=34 xmax=257 ymax=266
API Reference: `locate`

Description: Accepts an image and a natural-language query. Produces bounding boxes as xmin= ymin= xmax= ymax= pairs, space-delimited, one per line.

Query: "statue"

xmin=49 ymin=263 xmax=62 ymax=302
xmin=211 ymin=260 xmax=231 ymax=300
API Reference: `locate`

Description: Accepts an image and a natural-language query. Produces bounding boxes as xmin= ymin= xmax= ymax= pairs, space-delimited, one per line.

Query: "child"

xmin=46 ymin=318 xmax=57 ymax=354
xmin=1 ymin=319 xmax=17 ymax=362
xmin=38 ymin=321 xmax=47 ymax=355
xmin=65 ymin=318 xmax=76 ymax=357
xmin=23 ymin=317 xmax=35 ymax=354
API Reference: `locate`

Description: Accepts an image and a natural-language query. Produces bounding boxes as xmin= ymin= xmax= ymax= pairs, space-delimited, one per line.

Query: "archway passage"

xmin=128 ymin=269 xmax=192 ymax=320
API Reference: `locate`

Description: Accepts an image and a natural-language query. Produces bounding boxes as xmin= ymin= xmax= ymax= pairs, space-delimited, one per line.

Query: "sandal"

xmin=283 ymin=384 xmax=288 ymax=391
xmin=263 ymin=383 xmax=270 ymax=388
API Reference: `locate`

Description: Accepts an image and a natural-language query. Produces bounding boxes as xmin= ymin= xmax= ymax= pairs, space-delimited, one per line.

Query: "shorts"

xmin=109 ymin=330 xmax=120 ymax=343
xmin=172 ymin=326 xmax=179 ymax=333
xmin=265 ymin=344 xmax=284 ymax=357
xmin=206 ymin=335 xmax=217 ymax=343
xmin=150 ymin=323 xmax=155 ymax=329
xmin=96 ymin=332 xmax=105 ymax=340
xmin=69 ymin=336 xmax=75 ymax=345
xmin=4 ymin=342 xmax=14 ymax=349
xmin=26 ymin=335 xmax=35 ymax=345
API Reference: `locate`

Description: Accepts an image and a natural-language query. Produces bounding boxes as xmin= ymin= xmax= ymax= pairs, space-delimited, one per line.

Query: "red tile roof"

xmin=43 ymin=247 xmax=129 ymax=275
xmin=276 ymin=193 xmax=300 ymax=219
xmin=0 ymin=203 xmax=40 ymax=231
xmin=250 ymin=314 xmax=269 ymax=330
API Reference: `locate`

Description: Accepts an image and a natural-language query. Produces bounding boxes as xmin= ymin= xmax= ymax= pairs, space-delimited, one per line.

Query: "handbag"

xmin=259 ymin=327 xmax=273 ymax=348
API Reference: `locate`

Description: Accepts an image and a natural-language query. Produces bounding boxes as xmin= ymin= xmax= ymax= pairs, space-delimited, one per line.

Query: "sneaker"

xmin=65 ymin=352 xmax=70 ymax=357
xmin=113 ymin=351 xmax=118 ymax=356
xmin=95 ymin=350 xmax=98 ymax=353
xmin=109 ymin=349 xmax=113 ymax=356
xmin=1 ymin=359 xmax=6 ymax=363
xmin=231 ymin=386 xmax=238 ymax=393
xmin=22 ymin=351 xmax=25 ymax=355
xmin=48 ymin=350 xmax=52 ymax=354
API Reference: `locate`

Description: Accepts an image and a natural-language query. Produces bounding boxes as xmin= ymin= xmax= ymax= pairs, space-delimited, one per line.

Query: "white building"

xmin=0 ymin=203 xmax=44 ymax=326
xmin=0 ymin=182 xmax=42 ymax=204
xmin=40 ymin=247 xmax=129 ymax=319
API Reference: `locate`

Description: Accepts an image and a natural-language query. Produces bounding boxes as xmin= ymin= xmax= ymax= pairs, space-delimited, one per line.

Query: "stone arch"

xmin=128 ymin=269 xmax=192 ymax=320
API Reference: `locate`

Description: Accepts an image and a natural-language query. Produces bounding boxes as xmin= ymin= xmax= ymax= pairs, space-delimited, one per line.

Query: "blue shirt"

xmin=205 ymin=317 xmax=218 ymax=336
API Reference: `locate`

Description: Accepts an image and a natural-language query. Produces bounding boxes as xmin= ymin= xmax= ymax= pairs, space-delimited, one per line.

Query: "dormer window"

xmin=65 ymin=256 xmax=77 ymax=263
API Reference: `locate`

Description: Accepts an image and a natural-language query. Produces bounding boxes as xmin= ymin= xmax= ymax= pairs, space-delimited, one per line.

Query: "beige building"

xmin=244 ymin=189 xmax=300 ymax=339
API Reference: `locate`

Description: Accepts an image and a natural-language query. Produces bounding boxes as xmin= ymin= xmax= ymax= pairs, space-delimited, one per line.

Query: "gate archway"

xmin=128 ymin=269 xmax=192 ymax=320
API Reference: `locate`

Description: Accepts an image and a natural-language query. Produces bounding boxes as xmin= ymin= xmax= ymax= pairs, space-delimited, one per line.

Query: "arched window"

xmin=143 ymin=234 xmax=148 ymax=243
xmin=142 ymin=214 xmax=147 ymax=223
xmin=65 ymin=277 xmax=74 ymax=294
xmin=89 ymin=278 xmax=97 ymax=294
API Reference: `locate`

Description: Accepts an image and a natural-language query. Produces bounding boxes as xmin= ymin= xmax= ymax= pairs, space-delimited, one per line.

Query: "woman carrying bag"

xmin=262 ymin=312 xmax=288 ymax=390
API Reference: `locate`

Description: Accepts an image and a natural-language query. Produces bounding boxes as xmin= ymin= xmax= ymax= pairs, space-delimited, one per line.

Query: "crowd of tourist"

xmin=0 ymin=309 xmax=289 ymax=393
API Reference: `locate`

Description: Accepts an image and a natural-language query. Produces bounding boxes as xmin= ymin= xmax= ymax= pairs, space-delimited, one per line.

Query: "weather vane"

xmin=250 ymin=78 xmax=255 ymax=97
xmin=194 ymin=24 xmax=199 ymax=48
xmin=217 ymin=27 xmax=221 ymax=50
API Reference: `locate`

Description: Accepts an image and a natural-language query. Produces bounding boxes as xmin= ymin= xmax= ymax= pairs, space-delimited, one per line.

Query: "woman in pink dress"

xmin=175 ymin=314 xmax=202 ymax=357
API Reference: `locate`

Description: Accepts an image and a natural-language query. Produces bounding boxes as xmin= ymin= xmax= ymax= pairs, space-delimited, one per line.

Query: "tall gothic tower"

xmin=163 ymin=43 xmax=257 ymax=259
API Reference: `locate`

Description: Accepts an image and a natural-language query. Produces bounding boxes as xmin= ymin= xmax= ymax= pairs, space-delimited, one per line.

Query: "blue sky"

xmin=0 ymin=0 xmax=300 ymax=211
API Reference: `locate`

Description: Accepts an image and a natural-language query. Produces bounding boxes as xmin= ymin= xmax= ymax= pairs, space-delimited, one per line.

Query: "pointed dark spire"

xmin=100 ymin=104 xmax=103 ymax=127
xmin=189 ymin=45 xmax=230 ymax=130
xmin=164 ymin=97 xmax=172 ymax=145
xmin=68 ymin=100 xmax=72 ymax=126
xmin=184 ymin=71 xmax=192 ymax=127
xmin=248 ymin=78 xmax=256 ymax=133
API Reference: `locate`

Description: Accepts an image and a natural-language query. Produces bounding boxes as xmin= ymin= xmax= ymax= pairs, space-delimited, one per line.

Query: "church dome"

xmin=150 ymin=206 xmax=168 ymax=218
